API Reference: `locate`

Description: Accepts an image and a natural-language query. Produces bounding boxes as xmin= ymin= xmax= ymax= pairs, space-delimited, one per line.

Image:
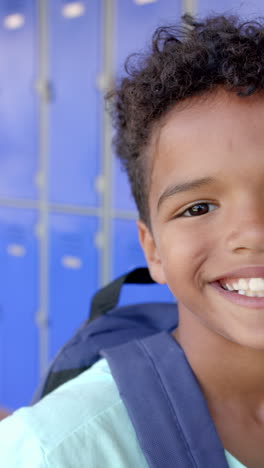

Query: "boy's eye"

xmin=178 ymin=202 xmax=217 ymax=218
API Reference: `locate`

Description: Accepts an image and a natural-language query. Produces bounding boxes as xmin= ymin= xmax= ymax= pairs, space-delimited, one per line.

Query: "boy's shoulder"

xmin=0 ymin=358 xmax=149 ymax=468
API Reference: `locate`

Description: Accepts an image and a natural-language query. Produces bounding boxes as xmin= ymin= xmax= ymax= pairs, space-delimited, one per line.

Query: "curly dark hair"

xmin=107 ymin=14 xmax=264 ymax=228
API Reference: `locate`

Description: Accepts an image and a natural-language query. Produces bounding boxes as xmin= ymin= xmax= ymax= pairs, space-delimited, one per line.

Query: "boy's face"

xmin=138 ymin=89 xmax=264 ymax=350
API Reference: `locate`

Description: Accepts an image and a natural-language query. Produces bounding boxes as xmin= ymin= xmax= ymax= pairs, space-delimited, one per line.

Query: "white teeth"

xmin=237 ymin=279 xmax=248 ymax=290
xmin=249 ymin=278 xmax=264 ymax=291
xmin=245 ymin=290 xmax=255 ymax=297
xmin=236 ymin=289 xmax=264 ymax=297
xmin=221 ymin=277 xmax=264 ymax=293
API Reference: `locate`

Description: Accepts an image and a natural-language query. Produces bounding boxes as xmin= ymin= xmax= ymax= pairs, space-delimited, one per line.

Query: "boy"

xmin=1 ymin=13 xmax=264 ymax=468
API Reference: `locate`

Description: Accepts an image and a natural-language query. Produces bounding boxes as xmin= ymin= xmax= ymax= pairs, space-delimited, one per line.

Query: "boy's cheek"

xmin=137 ymin=218 xmax=215 ymax=287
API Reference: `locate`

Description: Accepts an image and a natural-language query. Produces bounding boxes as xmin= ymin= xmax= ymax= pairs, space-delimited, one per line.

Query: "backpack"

xmin=32 ymin=267 xmax=177 ymax=402
xmin=32 ymin=268 xmax=229 ymax=468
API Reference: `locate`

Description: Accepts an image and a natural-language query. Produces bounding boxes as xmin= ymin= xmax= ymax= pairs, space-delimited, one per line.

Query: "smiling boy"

xmin=138 ymin=89 xmax=264 ymax=468
xmin=108 ymin=14 xmax=264 ymax=467
xmin=1 ymin=13 xmax=264 ymax=468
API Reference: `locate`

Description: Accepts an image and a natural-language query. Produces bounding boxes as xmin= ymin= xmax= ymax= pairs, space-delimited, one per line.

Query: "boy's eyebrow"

xmin=157 ymin=176 xmax=216 ymax=211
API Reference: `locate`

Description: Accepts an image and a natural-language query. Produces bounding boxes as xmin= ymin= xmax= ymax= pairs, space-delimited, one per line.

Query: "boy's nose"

xmin=226 ymin=209 xmax=264 ymax=254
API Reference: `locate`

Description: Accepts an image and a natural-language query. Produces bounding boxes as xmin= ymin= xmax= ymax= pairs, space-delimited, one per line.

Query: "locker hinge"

xmin=96 ymin=73 xmax=114 ymax=92
xmin=35 ymin=79 xmax=54 ymax=102
xmin=35 ymin=311 xmax=49 ymax=327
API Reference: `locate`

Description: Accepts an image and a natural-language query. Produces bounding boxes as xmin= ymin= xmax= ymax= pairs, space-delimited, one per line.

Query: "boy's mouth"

xmin=211 ymin=279 xmax=264 ymax=309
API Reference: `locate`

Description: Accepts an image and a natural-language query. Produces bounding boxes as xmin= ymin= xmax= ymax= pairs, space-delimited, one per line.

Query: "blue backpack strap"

xmin=102 ymin=331 xmax=229 ymax=468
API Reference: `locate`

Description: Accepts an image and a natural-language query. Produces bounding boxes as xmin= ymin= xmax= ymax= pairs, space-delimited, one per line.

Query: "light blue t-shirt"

xmin=0 ymin=358 xmax=246 ymax=468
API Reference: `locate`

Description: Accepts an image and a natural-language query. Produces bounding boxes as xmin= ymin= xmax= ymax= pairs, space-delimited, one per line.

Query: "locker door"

xmin=0 ymin=242 xmax=5 ymax=408
xmin=112 ymin=219 xmax=175 ymax=306
xmin=113 ymin=0 xmax=181 ymax=212
xmin=0 ymin=208 xmax=39 ymax=410
xmin=197 ymin=0 xmax=262 ymax=17
xmin=49 ymin=213 xmax=99 ymax=359
xmin=0 ymin=0 xmax=38 ymax=199
xmin=48 ymin=0 xmax=101 ymax=206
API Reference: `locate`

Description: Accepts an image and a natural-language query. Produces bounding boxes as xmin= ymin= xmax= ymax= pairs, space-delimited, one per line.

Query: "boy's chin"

xmin=226 ymin=331 xmax=264 ymax=352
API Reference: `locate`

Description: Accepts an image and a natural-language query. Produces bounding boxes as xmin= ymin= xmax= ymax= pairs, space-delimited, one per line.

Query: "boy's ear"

xmin=137 ymin=220 xmax=166 ymax=285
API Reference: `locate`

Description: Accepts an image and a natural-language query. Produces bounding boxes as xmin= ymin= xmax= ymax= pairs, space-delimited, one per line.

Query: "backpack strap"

xmin=89 ymin=267 xmax=155 ymax=322
xmin=102 ymin=332 xmax=229 ymax=468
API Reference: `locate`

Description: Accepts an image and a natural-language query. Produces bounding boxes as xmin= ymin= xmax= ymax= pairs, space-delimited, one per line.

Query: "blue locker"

xmin=113 ymin=0 xmax=181 ymax=212
xmin=0 ymin=208 xmax=39 ymax=410
xmin=0 ymin=0 xmax=38 ymax=199
xmin=112 ymin=219 xmax=175 ymax=305
xmin=48 ymin=213 xmax=99 ymax=359
xmin=0 ymin=322 xmax=3 ymax=409
xmin=48 ymin=0 xmax=101 ymax=206
xmin=197 ymin=0 xmax=262 ymax=18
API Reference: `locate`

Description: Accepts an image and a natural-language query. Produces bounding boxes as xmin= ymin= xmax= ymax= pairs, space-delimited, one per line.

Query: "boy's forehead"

xmin=147 ymin=88 xmax=264 ymax=209
xmin=152 ymin=88 xmax=264 ymax=157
